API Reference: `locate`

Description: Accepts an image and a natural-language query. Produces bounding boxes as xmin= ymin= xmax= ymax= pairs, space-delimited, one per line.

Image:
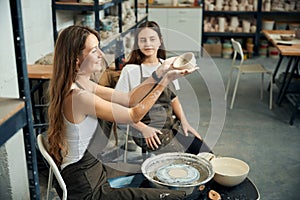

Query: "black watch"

xmin=152 ymin=71 xmax=163 ymax=82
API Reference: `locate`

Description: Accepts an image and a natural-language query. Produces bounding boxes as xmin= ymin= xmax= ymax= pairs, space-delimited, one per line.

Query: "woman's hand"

xmin=155 ymin=56 xmax=198 ymax=82
xmin=142 ymin=126 xmax=163 ymax=150
xmin=181 ymin=121 xmax=202 ymax=140
xmin=165 ymin=67 xmax=198 ymax=82
xmin=155 ymin=57 xmax=177 ymax=78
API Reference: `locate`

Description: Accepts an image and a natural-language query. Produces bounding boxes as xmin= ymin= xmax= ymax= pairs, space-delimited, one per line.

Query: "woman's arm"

xmin=73 ymin=67 xmax=192 ymax=125
xmin=172 ymin=97 xmax=202 ymax=140
xmin=77 ymin=57 xmax=177 ymax=107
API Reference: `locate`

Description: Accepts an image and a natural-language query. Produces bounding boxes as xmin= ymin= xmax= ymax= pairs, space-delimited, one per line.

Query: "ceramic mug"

xmin=173 ymin=52 xmax=196 ymax=70
xmin=242 ymin=20 xmax=250 ymax=32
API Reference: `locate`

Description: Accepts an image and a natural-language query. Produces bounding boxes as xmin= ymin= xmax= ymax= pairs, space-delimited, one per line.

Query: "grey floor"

xmin=189 ymin=56 xmax=300 ymax=199
xmin=39 ymin=56 xmax=300 ymax=199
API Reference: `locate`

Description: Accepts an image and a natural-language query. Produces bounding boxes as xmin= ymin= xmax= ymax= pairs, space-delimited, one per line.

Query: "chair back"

xmin=231 ymin=38 xmax=245 ymax=66
xmin=37 ymin=134 xmax=67 ymax=200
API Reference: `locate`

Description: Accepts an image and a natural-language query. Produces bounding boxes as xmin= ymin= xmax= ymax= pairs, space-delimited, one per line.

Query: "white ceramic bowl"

xmin=211 ymin=157 xmax=249 ymax=187
xmin=173 ymin=52 xmax=196 ymax=70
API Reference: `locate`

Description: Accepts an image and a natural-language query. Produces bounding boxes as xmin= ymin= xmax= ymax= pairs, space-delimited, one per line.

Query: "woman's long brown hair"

xmin=125 ymin=21 xmax=166 ymax=65
xmin=47 ymin=25 xmax=100 ymax=166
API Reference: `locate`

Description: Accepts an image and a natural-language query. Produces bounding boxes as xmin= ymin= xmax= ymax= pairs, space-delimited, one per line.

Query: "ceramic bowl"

xmin=173 ymin=52 xmax=196 ymax=70
xmin=280 ymin=35 xmax=294 ymax=41
xmin=141 ymin=152 xmax=214 ymax=195
xmin=210 ymin=157 xmax=249 ymax=187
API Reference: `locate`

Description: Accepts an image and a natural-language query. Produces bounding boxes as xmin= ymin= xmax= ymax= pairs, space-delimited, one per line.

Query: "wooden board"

xmin=0 ymin=98 xmax=25 ymax=125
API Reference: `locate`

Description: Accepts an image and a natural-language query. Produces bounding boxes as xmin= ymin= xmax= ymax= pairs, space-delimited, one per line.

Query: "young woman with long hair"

xmin=115 ymin=21 xmax=211 ymax=154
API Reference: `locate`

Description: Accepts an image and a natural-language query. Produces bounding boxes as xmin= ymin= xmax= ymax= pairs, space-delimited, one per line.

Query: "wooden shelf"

xmin=204 ymin=11 xmax=257 ymax=15
xmin=53 ymin=0 xmax=119 ymax=11
xmin=0 ymin=98 xmax=25 ymax=125
xmin=0 ymin=98 xmax=26 ymax=146
xmin=203 ymin=32 xmax=256 ymax=37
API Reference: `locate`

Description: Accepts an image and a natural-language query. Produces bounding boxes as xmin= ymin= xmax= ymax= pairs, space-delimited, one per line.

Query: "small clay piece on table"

xmin=199 ymin=185 xmax=205 ymax=191
xmin=208 ymin=190 xmax=221 ymax=200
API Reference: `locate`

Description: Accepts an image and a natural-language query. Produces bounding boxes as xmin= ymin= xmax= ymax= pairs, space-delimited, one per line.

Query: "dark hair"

xmin=125 ymin=21 xmax=166 ymax=65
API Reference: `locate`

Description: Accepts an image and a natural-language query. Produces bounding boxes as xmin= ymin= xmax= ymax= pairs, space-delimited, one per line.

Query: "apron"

xmin=131 ymin=66 xmax=181 ymax=152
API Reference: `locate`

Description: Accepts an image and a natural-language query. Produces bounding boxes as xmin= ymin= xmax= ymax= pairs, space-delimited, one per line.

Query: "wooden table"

xmin=27 ymin=64 xmax=53 ymax=133
xmin=263 ymin=30 xmax=300 ymax=124
xmin=262 ymin=30 xmax=300 ymax=46
xmin=27 ymin=64 xmax=53 ymax=79
xmin=262 ymin=30 xmax=300 ymax=104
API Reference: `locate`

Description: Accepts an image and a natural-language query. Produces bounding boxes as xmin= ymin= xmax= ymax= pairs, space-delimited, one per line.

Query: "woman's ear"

xmin=160 ymin=37 xmax=163 ymax=46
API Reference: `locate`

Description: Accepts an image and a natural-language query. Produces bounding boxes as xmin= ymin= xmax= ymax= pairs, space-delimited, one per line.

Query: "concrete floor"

xmin=38 ymin=56 xmax=300 ymax=199
xmin=189 ymin=57 xmax=300 ymax=199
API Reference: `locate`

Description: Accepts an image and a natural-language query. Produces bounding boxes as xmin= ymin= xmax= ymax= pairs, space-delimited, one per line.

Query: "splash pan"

xmin=141 ymin=152 xmax=214 ymax=194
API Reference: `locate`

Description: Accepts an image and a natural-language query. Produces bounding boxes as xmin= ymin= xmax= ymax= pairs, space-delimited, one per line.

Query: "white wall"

xmin=22 ymin=0 xmax=54 ymax=63
xmin=0 ymin=0 xmax=53 ymax=199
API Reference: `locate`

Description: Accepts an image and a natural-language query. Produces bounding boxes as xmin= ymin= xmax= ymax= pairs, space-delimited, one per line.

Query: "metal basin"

xmin=141 ymin=152 xmax=214 ymax=195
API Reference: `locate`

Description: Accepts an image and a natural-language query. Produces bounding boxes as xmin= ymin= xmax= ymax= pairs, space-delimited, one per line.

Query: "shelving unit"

xmin=202 ymin=0 xmax=300 ymax=56
xmin=0 ymin=0 xmax=40 ymax=199
xmin=51 ymin=0 xmax=148 ymax=52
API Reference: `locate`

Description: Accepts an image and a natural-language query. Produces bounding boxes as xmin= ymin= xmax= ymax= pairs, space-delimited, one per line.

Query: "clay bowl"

xmin=280 ymin=35 xmax=294 ymax=41
xmin=210 ymin=157 xmax=249 ymax=187
xmin=141 ymin=152 xmax=214 ymax=195
xmin=173 ymin=52 xmax=196 ymax=70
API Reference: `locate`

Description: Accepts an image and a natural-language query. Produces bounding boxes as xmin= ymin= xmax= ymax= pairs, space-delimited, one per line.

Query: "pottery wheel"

xmin=156 ymin=164 xmax=200 ymax=184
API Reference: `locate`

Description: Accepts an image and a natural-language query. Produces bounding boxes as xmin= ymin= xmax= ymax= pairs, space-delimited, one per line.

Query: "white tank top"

xmin=60 ymin=115 xmax=98 ymax=170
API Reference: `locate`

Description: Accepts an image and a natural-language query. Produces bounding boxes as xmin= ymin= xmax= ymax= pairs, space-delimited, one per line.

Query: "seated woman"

xmin=115 ymin=21 xmax=212 ymax=154
xmin=47 ymin=25 xmax=199 ymax=199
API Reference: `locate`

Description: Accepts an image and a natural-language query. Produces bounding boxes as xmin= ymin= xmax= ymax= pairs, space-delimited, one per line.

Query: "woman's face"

xmin=78 ymin=34 xmax=104 ymax=75
xmin=137 ymin=27 xmax=161 ymax=58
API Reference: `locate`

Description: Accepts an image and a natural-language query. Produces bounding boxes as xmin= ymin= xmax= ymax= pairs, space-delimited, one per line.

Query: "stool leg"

xmin=46 ymin=168 xmax=53 ymax=200
xmin=269 ymin=73 xmax=273 ymax=110
xmin=230 ymin=71 xmax=241 ymax=109
xmin=261 ymin=73 xmax=264 ymax=100
xmin=123 ymin=125 xmax=130 ymax=163
xmin=225 ymin=68 xmax=234 ymax=101
xmin=113 ymin=123 xmax=118 ymax=146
